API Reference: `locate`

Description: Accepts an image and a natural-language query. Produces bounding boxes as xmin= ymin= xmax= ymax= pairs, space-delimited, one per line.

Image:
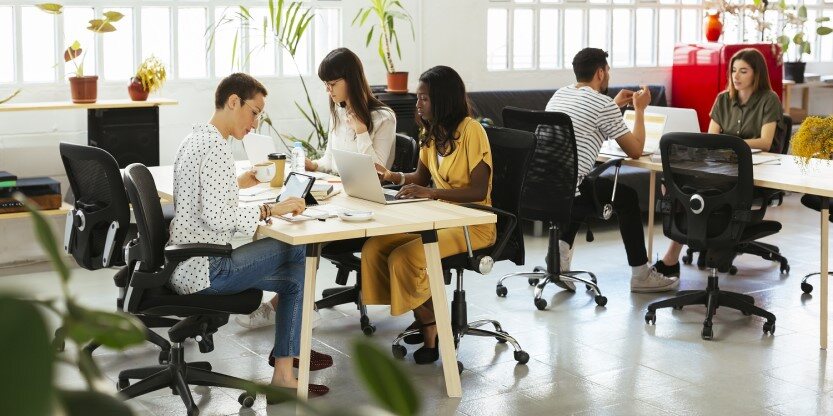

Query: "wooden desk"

xmin=782 ymin=80 xmax=833 ymax=123
xmin=598 ymin=152 xmax=833 ymax=349
xmin=0 ymin=202 xmax=72 ymax=220
xmin=0 ymin=98 xmax=178 ymax=112
xmin=148 ymin=163 xmax=496 ymax=400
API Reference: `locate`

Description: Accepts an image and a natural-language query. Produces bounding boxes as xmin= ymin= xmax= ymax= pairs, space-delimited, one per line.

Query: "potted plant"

xmin=353 ymin=0 xmax=415 ymax=93
xmin=129 ymin=56 xmax=167 ymax=101
xmin=776 ymin=4 xmax=833 ymax=83
xmin=36 ymin=3 xmax=122 ymax=103
xmin=791 ymin=115 xmax=833 ymax=168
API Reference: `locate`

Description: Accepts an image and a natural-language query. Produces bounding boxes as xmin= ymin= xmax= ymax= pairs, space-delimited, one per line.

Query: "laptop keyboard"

xmin=384 ymin=193 xmax=397 ymax=201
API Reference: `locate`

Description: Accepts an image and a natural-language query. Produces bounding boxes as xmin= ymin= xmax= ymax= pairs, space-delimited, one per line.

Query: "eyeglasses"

xmin=324 ymin=79 xmax=342 ymax=90
xmin=243 ymin=100 xmax=265 ymax=123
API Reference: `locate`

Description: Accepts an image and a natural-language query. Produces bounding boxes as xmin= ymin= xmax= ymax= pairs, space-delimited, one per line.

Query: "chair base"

xmin=496 ymin=267 xmax=607 ymax=310
xmin=800 ymin=271 xmax=833 ymax=294
xmin=645 ymin=272 xmax=776 ymax=340
xmin=118 ymin=343 xmax=256 ymax=416
xmin=53 ymin=315 xmax=177 ymax=365
xmin=684 ymin=242 xmax=790 ymax=275
xmin=390 ymin=287 xmax=529 ymax=372
xmin=315 ymin=285 xmax=375 ymax=335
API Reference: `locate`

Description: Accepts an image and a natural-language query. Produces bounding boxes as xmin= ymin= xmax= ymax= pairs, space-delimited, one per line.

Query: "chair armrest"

xmin=583 ymin=157 xmax=624 ymax=219
xmin=460 ymin=203 xmax=517 ymax=266
xmin=165 ymin=243 xmax=233 ymax=263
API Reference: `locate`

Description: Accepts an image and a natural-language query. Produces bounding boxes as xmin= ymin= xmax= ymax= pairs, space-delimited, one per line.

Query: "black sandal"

xmin=403 ymin=320 xmax=424 ymax=345
xmin=413 ymin=321 xmax=439 ymax=365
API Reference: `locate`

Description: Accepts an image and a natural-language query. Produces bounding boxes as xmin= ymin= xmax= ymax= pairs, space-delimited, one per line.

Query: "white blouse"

xmin=166 ymin=124 xmax=260 ymax=295
xmin=314 ymin=106 xmax=397 ymax=174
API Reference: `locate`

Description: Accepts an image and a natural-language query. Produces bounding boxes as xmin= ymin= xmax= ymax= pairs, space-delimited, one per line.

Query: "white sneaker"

xmin=235 ymin=302 xmax=323 ymax=330
xmin=553 ymin=240 xmax=576 ymax=291
xmin=631 ymin=267 xmax=680 ymax=293
xmin=235 ymin=302 xmax=275 ymax=329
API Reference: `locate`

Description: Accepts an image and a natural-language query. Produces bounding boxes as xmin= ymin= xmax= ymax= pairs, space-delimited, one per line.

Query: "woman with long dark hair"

xmin=305 ymin=47 xmax=397 ymax=173
xmin=363 ymin=66 xmax=496 ymax=364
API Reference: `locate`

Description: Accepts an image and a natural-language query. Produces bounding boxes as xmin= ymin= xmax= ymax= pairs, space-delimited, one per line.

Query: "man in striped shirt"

xmin=545 ymin=47 xmax=679 ymax=293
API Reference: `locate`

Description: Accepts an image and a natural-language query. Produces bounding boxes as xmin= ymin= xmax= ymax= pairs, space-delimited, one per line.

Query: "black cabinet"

xmin=88 ymin=107 xmax=159 ymax=168
xmin=375 ymin=92 xmax=418 ymax=140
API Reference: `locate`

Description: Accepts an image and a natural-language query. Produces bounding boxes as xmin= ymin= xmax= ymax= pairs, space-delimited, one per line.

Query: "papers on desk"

xmin=239 ymin=185 xmax=280 ymax=203
xmin=752 ymin=154 xmax=781 ymax=165
xmin=276 ymin=204 xmax=347 ymax=222
xmin=599 ymin=140 xmax=653 ymax=158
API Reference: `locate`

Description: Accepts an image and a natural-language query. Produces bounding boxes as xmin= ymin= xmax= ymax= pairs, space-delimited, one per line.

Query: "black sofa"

xmin=467 ymin=85 xmax=667 ymax=212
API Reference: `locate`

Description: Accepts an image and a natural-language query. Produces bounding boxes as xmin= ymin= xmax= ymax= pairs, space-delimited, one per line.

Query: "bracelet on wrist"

xmin=397 ymin=172 xmax=406 ymax=186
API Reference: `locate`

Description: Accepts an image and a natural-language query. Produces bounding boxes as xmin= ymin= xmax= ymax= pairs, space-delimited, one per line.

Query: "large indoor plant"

xmin=353 ymin=0 xmax=415 ymax=93
xmin=776 ymin=4 xmax=833 ymax=83
xmin=128 ymin=56 xmax=167 ymax=101
xmin=37 ymin=3 xmax=122 ymax=103
xmin=791 ymin=115 xmax=833 ymax=167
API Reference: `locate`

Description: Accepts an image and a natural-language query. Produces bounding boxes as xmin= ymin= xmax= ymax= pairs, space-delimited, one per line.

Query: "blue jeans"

xmin=199 ymin=238 xmax=306 ymax=358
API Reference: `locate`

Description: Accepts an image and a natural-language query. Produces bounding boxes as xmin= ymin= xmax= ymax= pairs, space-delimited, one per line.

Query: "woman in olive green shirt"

xmin=654 ymin=48 xmax=784 ymax=276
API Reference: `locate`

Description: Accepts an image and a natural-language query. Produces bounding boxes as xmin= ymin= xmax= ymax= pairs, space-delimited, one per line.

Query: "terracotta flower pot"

xmin=386 ymin=72 xmax=409 ymax=94
xmin=68 ymin=75 xmax=98 ymax=104
xmin=704 ymin=12 xmax=723 ymax=43
xmin=128 ymin=77 xmax=149 ymax=101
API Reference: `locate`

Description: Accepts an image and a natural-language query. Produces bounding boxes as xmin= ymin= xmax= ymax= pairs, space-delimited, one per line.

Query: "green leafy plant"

xmin=134 ymin=56 xmax=167 ymax=93
xmin=36 ymin=3 xmax=123 ymax=77
xmin=207 ymin=0 xmax=326 ymax=158
xmin=352 ymin=0 xmax=415 ymax=74
xmin=775 ymin=3 xmax=833 ymax=62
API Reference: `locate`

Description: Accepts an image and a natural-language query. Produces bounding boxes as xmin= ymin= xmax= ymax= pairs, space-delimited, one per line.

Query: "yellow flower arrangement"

xmin=791 ymin=115 xmax=833 ymax=167
xmin=135 ymin=56 xmax=167 ymax=93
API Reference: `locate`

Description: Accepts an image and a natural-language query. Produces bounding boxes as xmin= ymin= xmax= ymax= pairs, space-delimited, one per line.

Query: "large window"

xmin=486 ymin=0 xmax=833 ymax=71
xmin=0 ymin=1 xmax=341 ymax=85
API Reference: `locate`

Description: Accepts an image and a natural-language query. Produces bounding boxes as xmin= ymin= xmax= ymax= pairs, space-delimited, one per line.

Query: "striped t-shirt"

xmin=545 ymin=85 xmax=631 ymax=192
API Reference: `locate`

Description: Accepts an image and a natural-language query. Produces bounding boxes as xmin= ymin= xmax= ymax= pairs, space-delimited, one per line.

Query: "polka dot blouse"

xmin=166 ymin=124 xmax=260 ymax=294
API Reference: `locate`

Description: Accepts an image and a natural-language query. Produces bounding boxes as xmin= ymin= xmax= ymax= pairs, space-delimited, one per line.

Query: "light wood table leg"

xmin=647 ymin=171 xmax=656 ymax=260
xmin=297 ymin=243 xmax=321 ymax=403
xmin=802 ymin=89 xmax=810 ymax=114
xmin=421 ymin=230 xmax=462 ymax=398
xmin=821 ymin=199 xmax=829 ymax=350
xmin=782 ymin=84 xmax=791 ymax=114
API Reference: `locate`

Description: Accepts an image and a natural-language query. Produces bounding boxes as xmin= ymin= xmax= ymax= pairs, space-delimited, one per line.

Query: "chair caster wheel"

xmin=728 ymin=266 xmax=738 ymax=275
xmin=594 ymin=296 xmax=607 ymax=307
xmin=781 ymin=262 xmax=790 ymax=274
xmin=801 ymin=282 xmax=814 ymax=294
xmin=457 ymin=361 xmax=464 ymax=374
xmin=362 ymin=324 xmax=376 ymax=336
xmin=763 ymin=322 xmax=776 ymax=335
xmin=238 ymin=392 xmax=255 ymax=408
xmin=496 ymin=335 xmax=508 ymax=343
xmin=514 ymin=350 xmax=530 ymax=364
xmin=534 ymin=298 xmax=547 ymax=310
xmin=701 ymin=325 xmax=713 ymax=340
xmin=158 ymin=350 xmax=170 ymax=365
xmin=645 ymin=311 xmax=656 ymax=325
xmin=528 ymin=278 xmax=540 ymax=286
xmin=533 ymin=266 xmax=545 ymax=273
xmin=682 ymin=255 xmax=693 ymax=265
xmin=496 ymin=285 xmax=508 ymax=297
xmin=117 ymin=378 xmax=130 ymax=390
xmin=392 ymin=344 xmax=407 ymax=359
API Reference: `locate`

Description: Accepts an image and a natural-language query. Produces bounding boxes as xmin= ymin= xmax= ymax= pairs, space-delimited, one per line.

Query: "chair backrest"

xmin=772 ymin=114 xmax=793 ymax=155
xmin=59 ymin=142 xmax=131 ymax=269
xmin=390 ymin=133 xmax=419 ymax=173
xmin=502 ymin=106 xmax=578 ymax=221
xmin=122 ymin=163 xmax=168 ymax=272
xmin=659 ymin=132 xmax=754 ymax=252
xmin=484 ymin=126 xmax=536 ymax=265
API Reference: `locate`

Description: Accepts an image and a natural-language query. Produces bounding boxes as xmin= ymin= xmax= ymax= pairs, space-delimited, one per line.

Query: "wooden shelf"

xmin=0 ymin=202 xmax=72 ymax=220
xmin=0 ymin=98 xmax=178 ymax=112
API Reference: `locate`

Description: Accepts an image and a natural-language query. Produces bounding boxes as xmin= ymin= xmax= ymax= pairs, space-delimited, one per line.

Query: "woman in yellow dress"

xmin=366 ymin=65 xmax=496 ymax=364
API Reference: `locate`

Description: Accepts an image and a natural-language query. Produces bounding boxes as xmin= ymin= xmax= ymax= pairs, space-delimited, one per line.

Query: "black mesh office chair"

xmin=315 ymin=133 xmax=420 ymax=334
xmin=118 ymin=163 xmax=261 ymax=415
xmin=57 ymin=142 xmax=177 ymax=363
xmin=495 ymin=107 xmax=623 ymax=309
xmin=390 ymin=126 xmax=534 ymax=369
xmin=683 ymin=114 xmax=793 ymax=275
xmin=645 ymin=133 xmax=778 ymax=340
xmin=800 ymin=194 xmax=832 ymax=294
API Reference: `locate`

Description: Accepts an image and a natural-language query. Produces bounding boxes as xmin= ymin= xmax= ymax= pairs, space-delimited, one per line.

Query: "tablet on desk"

xmin=278 ymin=172 xmax=315 ymax=202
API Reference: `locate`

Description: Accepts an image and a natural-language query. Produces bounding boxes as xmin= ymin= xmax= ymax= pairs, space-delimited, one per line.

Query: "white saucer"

xmin=338 ymin=211 xmax=374 ymax=222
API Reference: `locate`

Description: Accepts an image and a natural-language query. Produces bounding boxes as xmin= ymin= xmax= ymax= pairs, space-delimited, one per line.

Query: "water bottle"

xmin=291 ymin=141 xmax=306 ymax=173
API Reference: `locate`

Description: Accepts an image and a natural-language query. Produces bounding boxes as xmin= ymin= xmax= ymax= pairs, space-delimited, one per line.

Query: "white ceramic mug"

xmin=253 ymin=162 xmax=276 ymax=182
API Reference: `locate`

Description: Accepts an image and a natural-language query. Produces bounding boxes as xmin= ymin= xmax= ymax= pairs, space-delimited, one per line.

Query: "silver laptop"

xmin=332 ymin=149 xmax=428 ymax=204
xmin=601 ymin=110 xmax=668 ymax=157
xmin=242 ymin=132 xmax=278 ymax=165
xmin=645 ymin=105 xmax=701 ymax=134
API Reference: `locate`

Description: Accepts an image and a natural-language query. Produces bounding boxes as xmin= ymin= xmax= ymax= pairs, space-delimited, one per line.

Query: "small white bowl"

xmin=338 ymin=210 xmax=374 ymax=222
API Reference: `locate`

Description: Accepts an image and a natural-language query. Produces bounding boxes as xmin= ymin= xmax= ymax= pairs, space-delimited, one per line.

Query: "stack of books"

xmin=0 ymin=171 xmax=62 ymax=214
xmin=310 ymin=182 xmax=339 ymax=201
